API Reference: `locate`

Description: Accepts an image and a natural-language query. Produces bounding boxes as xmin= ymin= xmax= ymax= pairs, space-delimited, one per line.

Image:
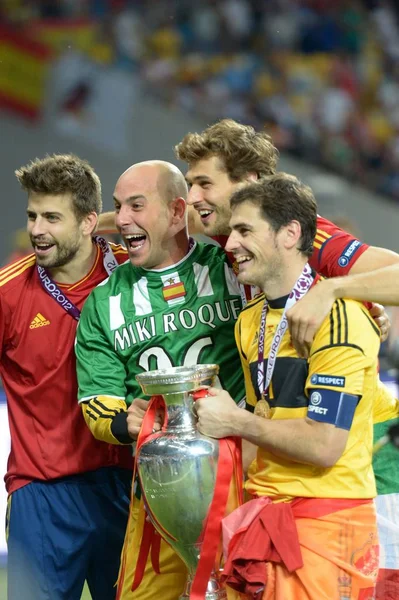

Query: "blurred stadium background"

xmin=1 ymin=0 xmax=399 ymax=597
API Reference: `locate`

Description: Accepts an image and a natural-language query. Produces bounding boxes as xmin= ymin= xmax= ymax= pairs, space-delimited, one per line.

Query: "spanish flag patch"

xmin=162 ymin=281 xmax=186 ymax=302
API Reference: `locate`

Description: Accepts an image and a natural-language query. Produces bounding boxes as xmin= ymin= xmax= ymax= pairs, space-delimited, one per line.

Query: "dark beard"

xmin=36 ymin=242 xmax=81 ymax=269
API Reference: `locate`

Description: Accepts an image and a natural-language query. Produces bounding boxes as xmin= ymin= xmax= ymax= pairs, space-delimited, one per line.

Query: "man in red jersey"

xmin=175 ymin=118 xmax=399 ymax=354
xmin=0 ymin=154 xmax=132 ymax=600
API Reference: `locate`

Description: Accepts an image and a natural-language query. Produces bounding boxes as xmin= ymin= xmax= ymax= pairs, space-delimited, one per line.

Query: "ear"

xmin=283 ymin=220 xmax=301 ymax=250
xmin=244 ymin=172 xmax=258 ymax=183
xmin=170 ymin=197 xmax=187 ymax=224
xmin=81 ymin=212 xmax=99 ymax=236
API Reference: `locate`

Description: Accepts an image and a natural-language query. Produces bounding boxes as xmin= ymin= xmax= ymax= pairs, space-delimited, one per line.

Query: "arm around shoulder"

xmin=330 ymin=246 xmax=399 ymax=305
xmin=96 ymin=211 xmax=117 ymax=234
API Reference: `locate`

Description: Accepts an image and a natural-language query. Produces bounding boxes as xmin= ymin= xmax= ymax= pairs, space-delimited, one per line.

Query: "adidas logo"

xmin=29 ymin=313 xmax=50 ymax=329
xmin=252 ymin=331 xmax=258 ymax=345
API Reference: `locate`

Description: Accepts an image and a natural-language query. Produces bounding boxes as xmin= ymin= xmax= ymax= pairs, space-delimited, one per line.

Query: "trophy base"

xmin=179 ymin=575 xmax=227 ymax=599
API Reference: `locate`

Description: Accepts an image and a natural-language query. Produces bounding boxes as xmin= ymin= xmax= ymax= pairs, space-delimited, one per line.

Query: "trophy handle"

xmin=192 ymin=388 xmax=210 ymax=400
xmin=191 ymin=388 xmax=210 ymax=418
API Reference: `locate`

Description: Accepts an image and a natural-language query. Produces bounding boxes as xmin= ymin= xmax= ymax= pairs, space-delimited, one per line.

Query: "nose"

xmin=186 ymin=185 xmax=203 ymax=206
xmin=115 ymin=204 xmax=132 ymax=230
xmin=225 ymin=230 xmax=240 ymax=254
xmin=29 ymin=216 xmax=46 ymax=238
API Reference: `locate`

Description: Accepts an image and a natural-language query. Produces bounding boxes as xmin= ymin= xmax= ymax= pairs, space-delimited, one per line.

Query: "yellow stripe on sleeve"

xmin=0 ymin=258 xmax=36 ymax=287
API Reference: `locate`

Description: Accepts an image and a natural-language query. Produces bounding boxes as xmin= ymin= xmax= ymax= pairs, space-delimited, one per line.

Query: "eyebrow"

xmin=113 ymin=195 xmax=146 ymax=203
xmin=185 ymin=175 xmax=212 ymax=184
xmin=26 ymin=210 xmax=63 ymax=217
xmin=231 ymin=221 xmax=253 ymax=231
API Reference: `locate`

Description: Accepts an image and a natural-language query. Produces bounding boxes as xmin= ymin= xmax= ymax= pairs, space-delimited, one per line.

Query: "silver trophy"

xmin=135 ymin=365 xmax=228 ymax=600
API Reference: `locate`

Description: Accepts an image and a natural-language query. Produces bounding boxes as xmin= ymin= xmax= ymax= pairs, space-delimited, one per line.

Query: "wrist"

xmin=111 ymin=411 xmax=135 ymax=444
xmin=229 ymin=406 xmax=252 ymax=437
xmin=323 ymin=276 xmax=342 ymax=301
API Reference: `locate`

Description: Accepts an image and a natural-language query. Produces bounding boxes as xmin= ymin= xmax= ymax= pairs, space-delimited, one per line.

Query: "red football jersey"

xmin=0 ymin=243 xmax=132 ymax=494
xmin=212 ymin=215 xmax=369 ymax=277
xmin=309 ymin=215 xmax=368 ymax=276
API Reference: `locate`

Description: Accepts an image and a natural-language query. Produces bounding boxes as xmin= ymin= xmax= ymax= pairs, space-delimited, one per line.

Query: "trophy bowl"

xmin=136 ymin=364 xmax=227 ymax=600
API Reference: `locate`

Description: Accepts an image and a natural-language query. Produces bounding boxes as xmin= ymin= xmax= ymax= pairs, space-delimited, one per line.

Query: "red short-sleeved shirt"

xmin=0 ymin=243 xmax=132 ymax=494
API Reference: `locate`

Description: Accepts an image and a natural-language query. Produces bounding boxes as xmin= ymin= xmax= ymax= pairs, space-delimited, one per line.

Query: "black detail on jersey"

xmin=237 ymin=319 xmax=247 ymax=360
xmin=87 ymin=401 xmax=110 ymax=418
xmin=311 ymin=343 xmax=366 ymax=357
xmin=329 ymin=307 xmax=335 ymax=345
xmin=360 ymin=307 xmax=380 ymax=338
xmin=335 ymin=301 xmax=342 ymax=344
xmin=249 ymin=356 xmax=309 ymax=409
xmin=85 ymin=399 xmax=131 ymax=444
xmin=329 ymin=300 xmax=349 ymax=345
xmin=338 ymin=299 xmax=349 ymax=344
xmin=268 ymin=294 xmax=289 ymax=309
xmin=86 ymin=409 xmax=98 ymax=422
xmin=240 ymin=295 xmax=264 ymax=314
xmin=110 ymin=411 xmax=132 ymax=444
xmin=92 ymin=397 xmax=121 ymax=416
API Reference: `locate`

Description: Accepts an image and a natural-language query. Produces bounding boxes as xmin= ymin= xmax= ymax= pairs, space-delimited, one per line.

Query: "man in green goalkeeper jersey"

xmin=75 ymin=160 xmax=245 ymax=600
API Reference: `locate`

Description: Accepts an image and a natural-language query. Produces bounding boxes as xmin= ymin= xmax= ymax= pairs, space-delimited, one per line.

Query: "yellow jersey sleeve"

xmin=307 ymin=299 xmax=380 ymax=397
xmin=373 ymin=378 xmax=399 ymax=424
xmin=81 ymin=396 xmax=131 ymax=445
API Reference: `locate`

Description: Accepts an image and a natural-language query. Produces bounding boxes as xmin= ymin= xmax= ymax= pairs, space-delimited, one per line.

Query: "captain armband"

xmin=307 ymin=389 xmax=360 ymax=430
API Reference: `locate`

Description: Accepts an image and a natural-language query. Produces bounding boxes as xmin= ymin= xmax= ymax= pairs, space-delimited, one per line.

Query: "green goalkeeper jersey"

xmin=76 ymin=241 xmax=246 ymax=405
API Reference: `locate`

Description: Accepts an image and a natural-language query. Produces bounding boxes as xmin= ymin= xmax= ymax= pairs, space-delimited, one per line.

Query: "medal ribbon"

xmin=36 ymin=236 xmax=119 ymax=321
xmin=257 ymin=263 xmax=314 ymax=399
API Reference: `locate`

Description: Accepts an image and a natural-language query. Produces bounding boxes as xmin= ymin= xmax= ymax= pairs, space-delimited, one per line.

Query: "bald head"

xmin=117 ymin=160 xmax=187 ymax=205
xmin=114 ymin=160 xmax=190 ymax=270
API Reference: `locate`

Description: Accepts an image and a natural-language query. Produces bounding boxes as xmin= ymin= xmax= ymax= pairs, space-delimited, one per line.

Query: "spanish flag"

xmin=162 ymin=281 xmax=186 ymax=302
xmin=0 ymin=26 xmax=53 ymax=120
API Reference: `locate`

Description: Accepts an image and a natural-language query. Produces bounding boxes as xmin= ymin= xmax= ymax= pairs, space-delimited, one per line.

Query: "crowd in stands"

xmin=2 ymin=0 xmax=399 ymax=200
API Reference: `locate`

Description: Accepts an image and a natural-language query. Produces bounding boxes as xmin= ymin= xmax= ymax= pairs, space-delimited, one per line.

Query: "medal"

xmin=254 ymin=395 xmax=271 ymax=419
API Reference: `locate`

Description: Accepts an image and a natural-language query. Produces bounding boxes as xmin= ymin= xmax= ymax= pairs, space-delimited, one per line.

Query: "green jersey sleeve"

xmin=75 ymin=289 xmax=127 ymax=402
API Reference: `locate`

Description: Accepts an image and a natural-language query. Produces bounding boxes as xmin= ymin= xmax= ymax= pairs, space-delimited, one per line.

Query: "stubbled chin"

xmin=236 ymin=269 xmax=248 ymax=282
xmin=201 ymin=216 xmax=214 ymax=229
xmin=203 ymin=216 xmax=227 ymax=237
xmin=236 ymin=262 xmax=254 ymax=282
xmin=35 ymin=252 xmax=54 ymax=264
xmin=128 ymin=247 xmax=149 ymax=267
xmin=129 ymin=251 xmax=145 ymax=263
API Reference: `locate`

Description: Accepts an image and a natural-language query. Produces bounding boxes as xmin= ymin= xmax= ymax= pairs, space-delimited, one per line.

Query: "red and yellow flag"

xmin=162 ymin=281 xmax=186 ymax=302
xmin=0 ymin=26 xmax=53 ymax=120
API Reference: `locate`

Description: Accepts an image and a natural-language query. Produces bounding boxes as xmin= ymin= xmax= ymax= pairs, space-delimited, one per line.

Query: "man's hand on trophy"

xmin=195 ymin=387 xmax=241 ymax=439
xmin=127 ymin=398 xmax=163 ymax=439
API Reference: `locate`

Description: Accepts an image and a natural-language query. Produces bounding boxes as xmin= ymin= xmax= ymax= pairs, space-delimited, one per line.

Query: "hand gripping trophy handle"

xmin=191 ymin=387 xmax=210 ymax=413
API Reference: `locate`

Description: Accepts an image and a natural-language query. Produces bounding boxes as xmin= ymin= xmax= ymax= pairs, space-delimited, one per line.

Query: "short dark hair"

xmin=230 ymin=173 xmax=317 ymax=257
xmin=15 ymin=154 xmax=102 ymax=220
xmin=175 ymin=118 xmax=279 ymax=181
